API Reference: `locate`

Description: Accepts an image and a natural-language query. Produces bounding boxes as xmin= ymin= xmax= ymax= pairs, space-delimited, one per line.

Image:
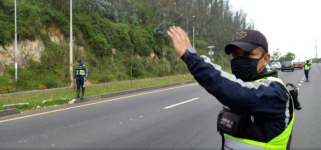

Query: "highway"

xmin=0 ymin=64 xmax=321 ymax=150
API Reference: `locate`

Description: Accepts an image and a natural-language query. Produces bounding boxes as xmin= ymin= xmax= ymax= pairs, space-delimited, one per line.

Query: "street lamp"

xmin=14 ymin=0 xmax=18 ymax=81
xmin=208 ymin=46 xmax=215 ymax=62
xmin=316 ymin=39 xmax=318 ymax=63
xmin=192 ymin=16 xmax=196 ymax=48
xmin=69 ymin=0 xmax=73 ymax=82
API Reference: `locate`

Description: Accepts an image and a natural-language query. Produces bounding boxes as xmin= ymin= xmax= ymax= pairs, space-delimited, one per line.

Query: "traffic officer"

xmin=167 ymin=27 xmax=295 ymax=150
xmin=304 ymin=60 xmax=312 ymax=82
xmin=73 ymin=59 xmax=88 ymax=99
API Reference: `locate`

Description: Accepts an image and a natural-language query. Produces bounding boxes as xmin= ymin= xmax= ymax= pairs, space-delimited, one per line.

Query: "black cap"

xmin=225 ymin=30 xmax=268 ymax=54
xmin=77 ymin=59 xmax=83 ymax=63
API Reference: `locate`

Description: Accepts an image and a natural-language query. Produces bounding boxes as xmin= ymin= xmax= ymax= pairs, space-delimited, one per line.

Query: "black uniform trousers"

xmin=76 ymin=76 xmax=85 ymax=91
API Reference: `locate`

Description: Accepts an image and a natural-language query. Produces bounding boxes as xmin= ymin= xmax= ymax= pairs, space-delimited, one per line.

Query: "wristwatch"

xmin=181 ymin=47 xmax=197 ymax=61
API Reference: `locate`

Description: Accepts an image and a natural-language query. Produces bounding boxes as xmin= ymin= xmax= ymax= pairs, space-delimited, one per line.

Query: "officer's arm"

xmin=184 ymin=54 xmax=288 ymax=114
xmin=85 ymin=66 xmax=88 ymax=78
xmin=74 ymin=68 xmax=76 ymax=78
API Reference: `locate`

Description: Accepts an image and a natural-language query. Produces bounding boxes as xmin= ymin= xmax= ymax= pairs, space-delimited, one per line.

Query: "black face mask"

xmin=231 ymin=53 xmax=266 ymax=81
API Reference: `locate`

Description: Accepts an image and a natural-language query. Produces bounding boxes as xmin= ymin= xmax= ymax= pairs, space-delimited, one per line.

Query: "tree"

xmin=279 ymin=52 xmax=295 ymax=62
xmin=271 ymin=48 xmax=281 ymax=61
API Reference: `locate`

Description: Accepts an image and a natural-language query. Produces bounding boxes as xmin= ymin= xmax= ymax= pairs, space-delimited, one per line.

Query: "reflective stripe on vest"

xmin=304 ymin=63 xmax=311 ymax=70
xmin=223 ymin=77 xmax=295 ymax=150
xmin=76 ymin=66 xmax=86 ymax=76
xmin=76 ymin=70 xmax=86 ymax=76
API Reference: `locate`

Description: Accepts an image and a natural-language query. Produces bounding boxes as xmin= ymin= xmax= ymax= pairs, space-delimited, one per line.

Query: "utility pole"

xmin=316 ymin=39 xmax=318 ymax=63
xmin=163 ymin=13 xmax=166 ymax=23
xmin=208 ymin=46 xmax=215 ymax=62
xmin=14 ymin=0 xmax=18 ymax=81
xmin=192 ymin=16 xmax=196 ymax=48
xmin=186 ymin=19 xmax=188 ymax=36
xmin=69 ymin=0 xmax=73 ymax=82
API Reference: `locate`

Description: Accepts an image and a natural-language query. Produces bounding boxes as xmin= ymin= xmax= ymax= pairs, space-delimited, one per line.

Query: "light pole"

xmin=192 ymin=16 xmax=196 ymax=48
xmin=69 ymin=0 xmax=73 ymax=82
xmin=208 ymin=46 xmax=215 ymax=62
xmin=186 ymin=18 xmax=188 ymax=36
xmin=14 ymin=0 xmax=18 ymax=81
xmin=316 ymin=39 xmax=318 ymax=63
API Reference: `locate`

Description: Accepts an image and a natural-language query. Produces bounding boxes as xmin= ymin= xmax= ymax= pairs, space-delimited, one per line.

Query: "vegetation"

xmin=0 ymin=74 xmax=194 ymax=111
xmin=271 ymin=50 xmax=296 ymax=62
xmin=0 ymin=0 xmax=254 ymax=93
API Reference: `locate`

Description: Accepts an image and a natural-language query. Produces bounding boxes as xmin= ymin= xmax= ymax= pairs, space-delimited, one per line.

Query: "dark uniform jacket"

xmin=184 ymin=54 xmax=290 ymax=142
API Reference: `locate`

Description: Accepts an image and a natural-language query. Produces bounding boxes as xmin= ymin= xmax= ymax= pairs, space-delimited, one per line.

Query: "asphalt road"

xmin=0 ymin=64 xmax=321 ymax=150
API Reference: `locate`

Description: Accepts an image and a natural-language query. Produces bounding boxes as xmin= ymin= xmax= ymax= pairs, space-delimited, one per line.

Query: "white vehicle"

xmin=270 ymin=62 xmax=281 ymax=70
xmin=266 ymin=64 xmax=273 ymax=72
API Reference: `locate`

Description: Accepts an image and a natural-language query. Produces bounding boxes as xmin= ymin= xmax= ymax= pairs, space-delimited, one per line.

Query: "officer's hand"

xmin=85 ymin=78 xmax=87 ymax=82
xmin=167 ymin=26 xmax=192 ymax=57
xmin=73 ymin=78 xmax=76 ymax=81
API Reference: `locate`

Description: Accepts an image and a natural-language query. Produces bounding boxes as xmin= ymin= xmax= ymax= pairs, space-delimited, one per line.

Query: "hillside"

xmin=0 ymin=0 xmax=254 ymax=93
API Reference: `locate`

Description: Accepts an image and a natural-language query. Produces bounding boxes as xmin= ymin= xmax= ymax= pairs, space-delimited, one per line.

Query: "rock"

xmin=42 ymin=99 xmax=53 ymax=104
xmin=68 ymin=99 xmax=77 ymax=104
xmin=36 ymin=105 xmax=41 ymax=109
xmin=53 ymin=105 xmax=58 ymax=107
xmin=0 ymin=61 xmax=4 ymax=76
xmin=0 ymin=39 xmax=45 ymax=74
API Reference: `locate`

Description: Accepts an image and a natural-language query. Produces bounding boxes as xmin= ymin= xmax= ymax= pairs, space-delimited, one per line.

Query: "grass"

xmin=0 ymin=74 xmax=194 ymax=112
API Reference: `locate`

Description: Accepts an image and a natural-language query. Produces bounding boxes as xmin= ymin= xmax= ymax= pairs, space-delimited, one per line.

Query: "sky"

xmin=229 ymin=0 xmax=321 ymax=62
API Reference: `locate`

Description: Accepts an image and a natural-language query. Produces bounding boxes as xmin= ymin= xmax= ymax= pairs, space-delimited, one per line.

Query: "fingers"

xmin=167 ymin=27 xmax=180 ymax=42
xmin=175 ymin=27 xmax=187 ymax=40
xmin=168 ymin=27 xmax=186 ymax=39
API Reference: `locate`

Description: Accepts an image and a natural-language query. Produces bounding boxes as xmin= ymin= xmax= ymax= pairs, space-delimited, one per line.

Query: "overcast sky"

xmin=229 ymin=0 xmax=321 ymax=61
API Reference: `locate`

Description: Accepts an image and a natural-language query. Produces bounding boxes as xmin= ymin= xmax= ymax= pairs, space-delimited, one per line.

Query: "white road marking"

xmin=164 ymin=98 xmax=199 ymax=109
xmin=300 ymin=81 xmax=303 ymax=82
xmin=298 ymin=84 xmax=301 ymax=86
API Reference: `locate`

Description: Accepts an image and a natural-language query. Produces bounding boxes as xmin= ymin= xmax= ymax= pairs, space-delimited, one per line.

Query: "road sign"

xmin=208 ymin=50 xmax=214 ymax=56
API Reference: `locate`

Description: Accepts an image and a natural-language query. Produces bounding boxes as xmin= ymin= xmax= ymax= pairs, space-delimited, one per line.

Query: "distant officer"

xmin=304 ymin=60 xmax=312 ymax=82
xmin=73 ymin=59 xmax=88 ymax=99
xmin=168 ymin=27 xmax=295 ymax=150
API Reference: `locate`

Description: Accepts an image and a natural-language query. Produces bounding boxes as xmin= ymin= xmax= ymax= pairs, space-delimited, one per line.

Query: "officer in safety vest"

xmin=304 ymin=60 xmax=312 ymax=82
xmin=73 ymin=59 xmax=88 ymax=99
xmin=168 ymin=27 xmax=295 ymax=150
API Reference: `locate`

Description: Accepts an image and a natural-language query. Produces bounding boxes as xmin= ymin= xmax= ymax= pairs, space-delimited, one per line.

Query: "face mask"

xmin=231 ymin=53 xmax=266 ymax=81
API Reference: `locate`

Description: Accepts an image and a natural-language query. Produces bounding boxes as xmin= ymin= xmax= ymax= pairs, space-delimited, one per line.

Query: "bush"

xmin=98 ymin=75 xmax=112 ymax=83
xmin=38 ymin=84 xmax=47 ymax=90
xmin=0 ymin=86 xmax=15 ymax=94
xmin=89 ymin=35 xmax=110 ymax=57
xmin=129 ymin=26 xmax=154 ymax=57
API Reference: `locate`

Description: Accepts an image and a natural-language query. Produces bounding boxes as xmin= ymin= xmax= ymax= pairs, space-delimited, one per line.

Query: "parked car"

xmin=281 ymin=61 xmax=294 ymax=72
xmin=293 ymin=62 xmax=303 ymax=69
xmin=266 ymin=64 xmax=272 ymax=72
xmin=270 ymin=62 xmax=281 ymax=70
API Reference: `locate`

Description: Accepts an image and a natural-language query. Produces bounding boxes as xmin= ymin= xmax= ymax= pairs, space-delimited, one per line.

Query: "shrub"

xmin=98 ymin=75 xmax=112 ymax=83
xmin=45 ymin=78 xmax=58 ymax=88
xmin=89 ymin=35 xmax=110 ymax=57
xmin=38 ymin=84 xmax=47 ymax=90
xmin=0 ymin=86 xmax=15 ymax=94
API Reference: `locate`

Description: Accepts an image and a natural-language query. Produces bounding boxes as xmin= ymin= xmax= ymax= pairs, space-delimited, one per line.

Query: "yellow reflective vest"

xmin=223 ymin=77 xmax=294 ymax=150
xmin=304 ymin=62 xmax=312 ymax=70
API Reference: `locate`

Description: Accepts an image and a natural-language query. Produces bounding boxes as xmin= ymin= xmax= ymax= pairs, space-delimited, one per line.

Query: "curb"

xmin=0 ymin=108 xmax=20 ymax=117
xmin=73 ymin=80 xmax=197 ymax=103
xmin=0 ymin=81 xmax=196 ymax=118
xmin=0 ymin=75 xmax=192 ymax=97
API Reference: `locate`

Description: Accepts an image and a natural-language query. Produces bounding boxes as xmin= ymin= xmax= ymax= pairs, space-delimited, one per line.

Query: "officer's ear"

xmin=263 ymin=53 xmax=270 ymax=66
